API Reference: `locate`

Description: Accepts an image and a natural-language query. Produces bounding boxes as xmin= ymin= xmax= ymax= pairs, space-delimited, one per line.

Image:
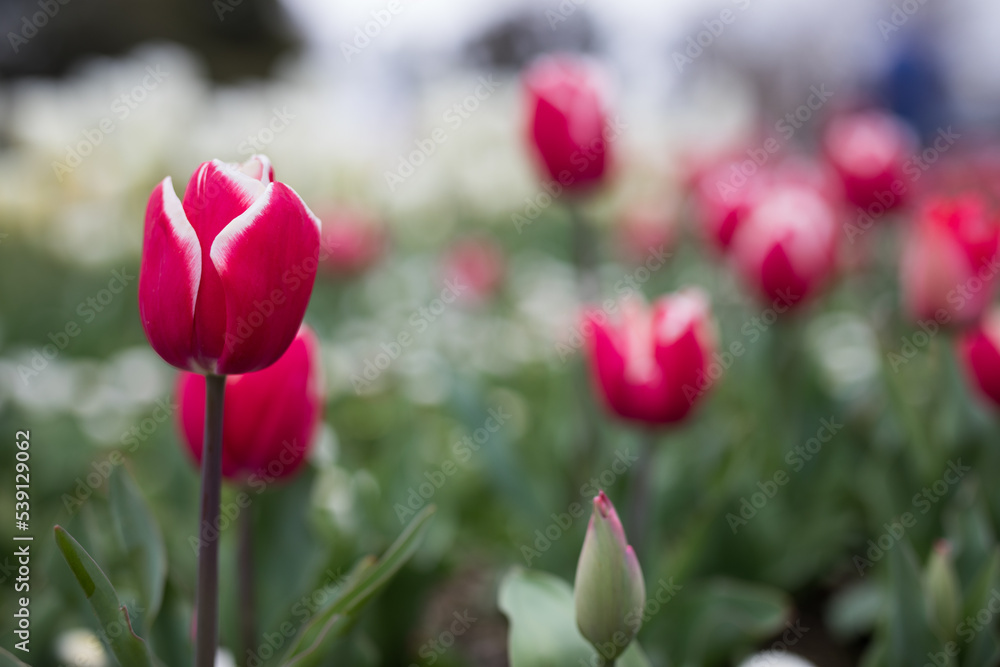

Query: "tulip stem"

xmin=569 ymin=202 xmax=599 ymax=304
xmin=195 ymin=374 xmax=226 ymax=667
xmin=628 ymin=429 xmax=655 ymax=558
xmin=238 ymin=498 xmax=257 ymax=667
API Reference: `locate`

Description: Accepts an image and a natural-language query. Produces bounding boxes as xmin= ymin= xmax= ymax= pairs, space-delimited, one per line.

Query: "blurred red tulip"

xmin=691 ymin=157 xmax=761 ymax=252
xmin=584 ymin=289 xmax=716 ymax=426
xmin=318 ymin=209 xmax=385 ymax=277
xmin=958 ymin=309 xmax=1000 ymax=408
xmin=523 ymin=54 xmax=610 ymax=193
xmin=616 ymin=202 xmax=676 ymax=265
xmin=140 ymin=155 xmax=321 ymax=375
xmin=901 ymin=194 xmax=1000 ymax=325
xmin=177 ymin=326 xmax=323 ymax=484
xmin=729 ymin=183 xmax=839 ymax=309
xmin=824 ymin=110 xmax=914 ymax=213
xmin=442 ymin=236 xmax=505 ymax=304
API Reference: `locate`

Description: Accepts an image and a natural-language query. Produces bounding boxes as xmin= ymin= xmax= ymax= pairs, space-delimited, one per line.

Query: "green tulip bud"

xmin=924 ymin=540 xmax=961 ymax=640
xmin=574 ymin=491 xmax=646 ymax=662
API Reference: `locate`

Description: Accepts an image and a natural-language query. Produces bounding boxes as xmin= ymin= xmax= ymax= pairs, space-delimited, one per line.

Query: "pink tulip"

xmin=523 ymin=54 xmax=610 ymax=193
xmin=824 ymin=110 xmax=914 ymax=212
xmin=616 ymin=202 xmax=676 ymax=266
xmin=584 ymin=289 xmax=716 ymax=425
xmin=177 ymin=326 xmax=323 ymax=484
xmin=140 ymin=155 xmax=321 ymax=375
xmin=691 ymin=157 xmax=766 ymax=253
xmin=441 ymin=236 xmax=505 ymax=304
xmin=729 ymin=182 xmax=839 ymax=309
xmin=958 ymin=308 xmax=1000 ymax=408
xmin=318 ymin=209 xmax=385 ymax=277
xmin=901 ymin=194 xmax=1000 ymax=325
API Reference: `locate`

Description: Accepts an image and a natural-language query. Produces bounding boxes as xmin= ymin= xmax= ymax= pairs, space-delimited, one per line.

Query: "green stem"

xmin=569 ymin=203 xmax=599 ymax=304
xmin=238 ymin=498 xmax=256 ymax=667
xmin=627 ymin=429 xmax=656 ymax=558
xmin=195 ymin=374 xmax=226 ymax=667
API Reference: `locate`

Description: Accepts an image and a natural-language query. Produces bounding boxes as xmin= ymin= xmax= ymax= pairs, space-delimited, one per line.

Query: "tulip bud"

xmin=575 ymin=492 xmax=645 ymax=661
xmin=901 ymin=194 xmax=1000 ymax=326
xmin=584 ymin=289 xmax=716 ymax=426
xmin=823 ymin=110 xmax=914 ymax=212
xmin=958 ymin=308 xmax=1000 ymax=408
xmin=924 ymin=540 xmax=960 ymax=640
xmin=139 ymin=155 xmax=321 ymax=375
xmin=523 ymin=54 xmax=611 ymax=193
xmin=729 ymin=182 xmax=839 ymax=309
xmin=616 ymin=202 xmax=677 ymax=266
xmin=177 ymin=326 xmax=323 ymax=485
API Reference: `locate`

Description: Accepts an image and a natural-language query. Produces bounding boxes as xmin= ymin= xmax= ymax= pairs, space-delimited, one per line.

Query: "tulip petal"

xmin=183 ymin=159 xmax=268 ymax=245
xmin=210 ymin=183 xmax=321 ymax=374
xmin=139 ymin=177 xmax=201 ymax=370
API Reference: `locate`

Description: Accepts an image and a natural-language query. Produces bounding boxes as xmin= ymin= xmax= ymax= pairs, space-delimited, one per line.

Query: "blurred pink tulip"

xmin=584 ymin=289 xmax=716 ymax=426
xmin=177 ymin=326 xmax=323 ymax=484
xmin=824 ymin=110 xmax=914 ymax=212
xmin=441 ymin=236 xmax=505 ymax=304
xmin=318 ymin=209 xmax=386 ymax=278
xmin=523 ymin=54 xmax=611 ymax=193
xmin=958 ymin=308 xmax=1000 ymax=408
xmin=729 ymin=182 xmax=839 ymax=309
xmin=140 ymin=155 xmax=321 ymax=375
xmin=901 ymin=194 xmax=1000 ymax=325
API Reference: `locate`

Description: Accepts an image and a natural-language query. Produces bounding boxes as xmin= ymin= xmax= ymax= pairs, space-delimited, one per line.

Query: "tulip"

xmin=575 ymin=491 xmax=645 ymax=662
xmin=616 ymin=202 xmax=676 ymax=266
xmin=441 ymin=236 xmax=505 ymax=304
xmin=824 ymin=110 xmax=913 ymax=212
xmin=957 ymin=307 xmax=1000 ymax=408
xmin=729 ymin=182 xmax=839 ymax=309
xmin=923 ymin=540 xmax=960 ymax=640
xmin=584 ymin=289 xmax=716 ymax=426
xmin=691 ymin=157 xmax=766 ymax=253
xmin=901 ymin=194 xmax=1000 ymax=325
xmin=139 ymin=155 xmax=321 ymax=376
xmin=177 ymin=326 xmax=323 ymax=484
xmin=523 ymin=54 xmax=610 ymax=192
xmin=318 ymin=208 xmax=385 ymax=277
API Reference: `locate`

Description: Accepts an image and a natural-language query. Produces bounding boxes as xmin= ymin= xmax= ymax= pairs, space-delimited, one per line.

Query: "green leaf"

xmin=886 ymin=541 xmax=939 ymax=667
xmin=498 ymin=567 xmax=651 ymax=667
xmin=279 ymin=505 xmax=436 ymax=666
xmin=54 ymin=525 xmax=155 ymax=667
xmin=109 ymin=467 xmax=167 ymax=630
xmin=0 ymin=647 xmax=30 ymax=667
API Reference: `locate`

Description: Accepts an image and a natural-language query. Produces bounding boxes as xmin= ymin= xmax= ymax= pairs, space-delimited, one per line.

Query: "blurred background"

xmin=5 ymin=0 xmax=1000 ymax=665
